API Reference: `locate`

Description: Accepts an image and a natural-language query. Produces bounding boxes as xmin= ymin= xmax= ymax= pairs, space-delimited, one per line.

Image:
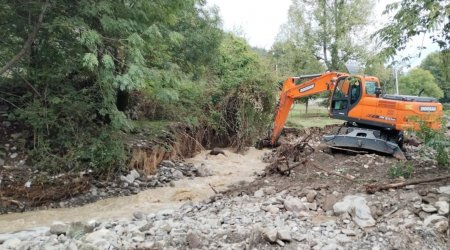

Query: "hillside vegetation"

xmin=0 ymin=1 xmax=275 ymax=175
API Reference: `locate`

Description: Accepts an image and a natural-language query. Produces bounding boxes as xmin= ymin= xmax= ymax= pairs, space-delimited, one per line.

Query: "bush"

xmin=388 ymin=162 xmax=414 ymax=179
xmin=415 ymin=118 xmax=450 ymax=168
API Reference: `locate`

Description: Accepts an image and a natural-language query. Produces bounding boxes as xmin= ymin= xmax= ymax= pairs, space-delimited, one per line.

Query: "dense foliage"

xmin=376 ymin=0 xmax=450 ymax=56
xmin=399 ymin=68 xmax=444 ymax=98
xmin=0 ymin=1 xmax=275 ymax=174
xmin=420 ymin=51 xmax=450 ymax=101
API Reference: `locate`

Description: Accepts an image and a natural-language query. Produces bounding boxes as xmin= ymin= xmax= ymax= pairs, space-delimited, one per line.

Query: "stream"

xmin=0 ymin=148 xmax=269 ymax=233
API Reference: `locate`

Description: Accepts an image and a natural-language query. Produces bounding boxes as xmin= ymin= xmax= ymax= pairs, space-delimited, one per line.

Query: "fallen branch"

xmin=307 ymin=161 xmax=355 ymax=182
xmin=278 ymin=159 xmax=307 ymax=175
xmin=365 ymin=174 xmax=450 ymax=194
xmin=0 ymin=197 xmax=25 ymax=209
xmin=209 ymin=183 xmax=218 ymax=194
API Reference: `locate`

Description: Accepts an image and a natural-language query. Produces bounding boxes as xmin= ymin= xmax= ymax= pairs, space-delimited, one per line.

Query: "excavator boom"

xmin=271 ymin=72 xmax=347 ymax=144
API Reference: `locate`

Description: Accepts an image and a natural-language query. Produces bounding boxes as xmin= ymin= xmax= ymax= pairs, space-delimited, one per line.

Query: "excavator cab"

xmin=330 ymin=76 xmax=369 ymax=121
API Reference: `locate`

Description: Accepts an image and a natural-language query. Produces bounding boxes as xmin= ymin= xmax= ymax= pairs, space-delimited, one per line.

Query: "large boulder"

xmin=284 ymin=197 xmax=308 ymax=214
xmin=49 ymin=222 xmax=68 ymax=235
xmin=84 ymin=228 xmax=119 ymax=249
xmin=333 ymin=195 xmax=376 ymax=228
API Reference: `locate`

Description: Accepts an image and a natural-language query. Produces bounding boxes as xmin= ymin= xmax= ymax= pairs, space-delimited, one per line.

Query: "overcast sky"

xmin=207 ymin=0 xmax=439 ymax=68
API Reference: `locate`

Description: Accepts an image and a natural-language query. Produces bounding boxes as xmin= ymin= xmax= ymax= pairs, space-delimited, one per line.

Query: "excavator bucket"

xmin=323 ymin=127 xmax=406 ymax=160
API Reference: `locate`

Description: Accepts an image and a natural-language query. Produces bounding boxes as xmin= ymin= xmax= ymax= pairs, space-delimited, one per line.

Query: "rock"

xmin=138 ymin=242 xmax=156 ymax=249
xmin=421 ymin=204 xmax=437 ymax=213
xmin=264 ymin=205 xmax=279 ymax=214
xmin=306 ymin=202 xmax=317 ymax=211
xmin=306 ymin=190 xmax=317 ymax=203
xmin=423 ymin=214 xmax=447 ymax=227
xmin=196 ymin=165 xmax=211 ymax=177
xmin=186 ymin=231 xmax=203 ymax=249
xmin=161 ymin=223 xmax=172 ymax=233
xmin=284 ymin=197 xmax=308 ymax=214
xmin=0 ymin=158 xmax=4 ymax=166
xmin=161 ymin=160 xmax=176 ymax=168
xmin=333 ymin=195 xmax=376 ymax=228
xmin=120 ymin=174 xmax=135 ymax=184
xmin=10 ymin=133 xmax=21 ymax=139
xmin=254 ymin=189 xmax=264 ymax=198
xmin=173 ymin=170 xmax=184 ymax=179
xmin=399 ymin=192 xmax=421 ymax=202
xmin=139 ymin=223 xmax=153 ymax=232
xmin=260 ymin=228 xmax=277 ymax=243
xmin=2 ymin=121 xmax=11 ymax=127
xmin=418 ymin=190 xmax=428 ymax=196
xmin=438 ymin=186 xmax=450 ymax=195
xmin=67 ymin=222 xmax=94 ymax=239
xmin=341 ymin=229 xmax=356 ymax=236
xmin=422 ymin=194 xmax=438 ymax=204
xmin=133 ymin=211 xmax=145 ymax=220
xmin=10 ymin=153 xmax=18 ymax=159
xmin=435 ymin=201 xmax=449 ymax=215
xmin=434 ymin=220 xmax=449 ymax=233
xmin=276 ymin=239 xmax=285 ymax=247
xmin=84 ymin=228 xmax=118 ymax=248
xmin=50 ymin=222 xmax=68 ymax=235
xmin=132 ymin=235 xmax=145 ymax=242
xmin=210 ymin=148 xmax=226 ymax=156
xmin=263 ymin=186 xmax=276 ymax=195
xmin=130 ymin=169 xmax=140 ymax=179
xmin=322 ymin=243 xmax=340 ymax=250
xmin=2 ymin=238 xmax=21 ymax=249
xmin=292 ymin=234 xmax=307 ymax=242
xmin=277 ymin=228 xmax=292 ymax=242
xmin=323 ymin=194 xmax=338 ymax=212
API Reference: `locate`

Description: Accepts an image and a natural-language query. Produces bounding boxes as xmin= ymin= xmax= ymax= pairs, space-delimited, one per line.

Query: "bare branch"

xmin=0 ymin=0 xmax=49 ymax=76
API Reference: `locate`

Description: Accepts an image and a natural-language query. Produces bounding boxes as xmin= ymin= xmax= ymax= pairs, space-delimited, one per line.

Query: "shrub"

xmin=388 ymin=162 xmax=414 ymax=179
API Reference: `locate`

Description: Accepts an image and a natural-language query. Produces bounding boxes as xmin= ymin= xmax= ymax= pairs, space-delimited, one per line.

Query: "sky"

xmin=206 ymin=0 xmax=439 ymax=68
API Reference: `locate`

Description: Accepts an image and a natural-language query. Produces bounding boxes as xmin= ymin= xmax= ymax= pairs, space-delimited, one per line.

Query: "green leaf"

xmin=80 ymin=30 xmax=102 ymax=50
xmin=82 ymin=53 xmax=99 ymax=70
xmin=101 ymin=54 xmax=115 ymax=70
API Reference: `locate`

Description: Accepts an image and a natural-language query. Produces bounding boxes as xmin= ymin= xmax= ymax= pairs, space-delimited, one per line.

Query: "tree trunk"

xmin=305 ymin=98 xmax=309 ymax=114
xmin=321 ymin=0 xmax=329 ymax=68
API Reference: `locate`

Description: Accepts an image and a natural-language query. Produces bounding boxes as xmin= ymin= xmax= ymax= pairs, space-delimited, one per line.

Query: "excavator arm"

xmin=271 ymin=72 xmax=347 ymax=144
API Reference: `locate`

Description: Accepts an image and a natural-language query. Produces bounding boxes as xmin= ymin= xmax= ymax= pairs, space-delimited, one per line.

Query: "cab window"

xmin=334 ymin=78 xmax=350 ymax=98
xmin=365 ymin=81 xmax=377 ymax=95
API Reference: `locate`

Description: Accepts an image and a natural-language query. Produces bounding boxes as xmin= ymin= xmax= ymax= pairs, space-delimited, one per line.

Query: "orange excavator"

xmin=261 ymin=71 xmax=443 ymax=159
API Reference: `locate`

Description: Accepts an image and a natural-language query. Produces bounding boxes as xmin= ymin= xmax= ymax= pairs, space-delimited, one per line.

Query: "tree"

xmin=420 ymin=51 xmax=450 ymax=100
xmin=399 ymin=68 xmax=444 ymax=99
xmin=376 ymin=0 xmax=450 ymax=57
xmin=364 ymin=56 xmax=397 ymax=94
xmin=283 ymin=0 xmax=372 ymax=71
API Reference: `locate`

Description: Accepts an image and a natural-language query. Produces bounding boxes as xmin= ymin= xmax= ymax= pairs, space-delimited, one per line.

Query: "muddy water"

xmin=0 ymin=148 xmax=268 ymax=233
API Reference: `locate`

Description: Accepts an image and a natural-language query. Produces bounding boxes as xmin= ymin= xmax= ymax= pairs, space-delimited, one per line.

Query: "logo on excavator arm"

xmin=299 ymin=84 xmax=315 ymax=93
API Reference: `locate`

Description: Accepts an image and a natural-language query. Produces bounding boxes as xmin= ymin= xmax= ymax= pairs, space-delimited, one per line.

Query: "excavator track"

xmin=323 ymin=127 xmax=406 ymax=160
